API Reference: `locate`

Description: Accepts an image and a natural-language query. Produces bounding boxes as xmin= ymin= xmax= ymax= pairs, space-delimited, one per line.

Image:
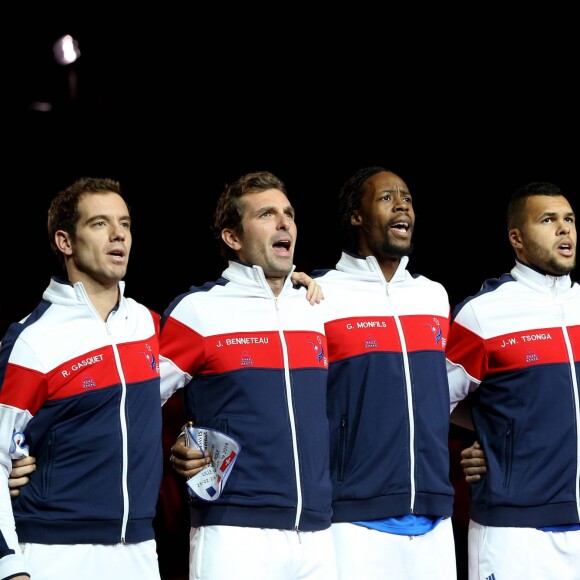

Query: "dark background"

xmin=4 ymin=13 xmax=579 ymax=579
xmin=4 ymin=13 xmax=579 ymax=332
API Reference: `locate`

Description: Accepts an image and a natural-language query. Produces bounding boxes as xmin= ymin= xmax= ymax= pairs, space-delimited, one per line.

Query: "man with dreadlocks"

xmin=310 ymin=167 xmax=457 ymax=579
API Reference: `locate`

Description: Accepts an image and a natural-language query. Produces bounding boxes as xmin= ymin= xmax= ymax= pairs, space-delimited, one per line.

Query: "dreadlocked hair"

xmin=338 ymin=166 xmax=388 ymax=253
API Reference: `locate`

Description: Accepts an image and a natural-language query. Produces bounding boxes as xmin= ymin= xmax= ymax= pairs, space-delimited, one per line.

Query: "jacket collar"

xmin=511 ymin=259 xmax=573 ymax=292
xmin=223 ymin=260 xmax=297 ymax=295
xmin=336 ymin=250 xmax=410 ymax=283
xmin=43 ymin=276 xmax=126 ymax=308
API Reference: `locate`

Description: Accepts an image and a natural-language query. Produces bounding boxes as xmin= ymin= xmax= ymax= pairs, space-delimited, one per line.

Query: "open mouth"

xmin=108 ymin=248 xmax=126 ymax=260
xmin=558 ymin=242 xmax=574 ymax=255
xmin=272 ymin=239 xmax=292 ymax=258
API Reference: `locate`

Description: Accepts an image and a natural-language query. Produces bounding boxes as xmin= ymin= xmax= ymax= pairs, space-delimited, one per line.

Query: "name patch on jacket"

xmin=480 ymin=327 xmax=568 ymax=373
xmin=201 ymin=330 xmax=328 ymax=374
xmin=325 ymin=315 xmax=448 ymax=362
xmin=446 ymin=323 xmax=580 ymax=379
xmin=0 ymin=337 xmax=160 ymax=413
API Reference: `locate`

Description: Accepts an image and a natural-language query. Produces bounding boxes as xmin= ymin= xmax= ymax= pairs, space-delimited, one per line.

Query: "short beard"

xmin=545 ymin=256 xmax=576 ymax=276
xmin=526 ymin=237 xmax=576 ymax=276
xmin=378 ymin=239 xmax=413 ymax=260
xmin=361 ymin=224 xmax=414 ymax=260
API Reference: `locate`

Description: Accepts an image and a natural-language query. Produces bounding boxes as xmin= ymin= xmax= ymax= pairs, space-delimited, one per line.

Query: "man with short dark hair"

xmin=0 ymin=177 xmax=164 ymax=580
xmin=160 ymin=170 xmax=337 ymax=580
xmin=447 ymin=182 xmax=579 ymax=578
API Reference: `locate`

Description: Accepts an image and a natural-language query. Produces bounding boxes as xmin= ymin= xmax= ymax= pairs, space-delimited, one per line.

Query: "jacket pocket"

xmin=41 ymin=431 xmax=56 ymax=500
xmin=502 ymin=421 xmax=514 ymax=488
xmin=338 ymin=415 xmax=348 ymax=482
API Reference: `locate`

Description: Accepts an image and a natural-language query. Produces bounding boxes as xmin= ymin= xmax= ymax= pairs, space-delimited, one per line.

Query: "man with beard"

xmin=309 ymin=167 xmax=457 ymax=579
xmin=448 ymin=181 xmax=579 ymax=579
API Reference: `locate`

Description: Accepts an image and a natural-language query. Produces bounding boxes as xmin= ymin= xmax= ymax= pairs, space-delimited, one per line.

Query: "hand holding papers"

xmin=184 ymin=424 xmax=241 ymax=502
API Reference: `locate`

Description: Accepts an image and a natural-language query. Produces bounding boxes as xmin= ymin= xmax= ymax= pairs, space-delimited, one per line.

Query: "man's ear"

xmin=55 ymin=230 xmax=73 ymax=256
xmin=508 ymin=227 xmax=523 ymax=249
xmin=350 ymin=211 xmax=362 ymax=227
xmin=221 ymin=228 xmax=241 ymax=252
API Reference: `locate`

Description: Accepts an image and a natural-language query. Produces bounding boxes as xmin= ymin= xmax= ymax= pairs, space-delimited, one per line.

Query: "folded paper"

xmin=184 ymin=425 xmax=241 ymax=502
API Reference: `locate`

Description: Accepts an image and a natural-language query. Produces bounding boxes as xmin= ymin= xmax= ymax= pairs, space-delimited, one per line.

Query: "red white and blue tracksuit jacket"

xmin=446 ymin=260 xmax=580 ymax=527
xmin=312 ymin=252 xmax=455 ymax=522
xmin=158 ymin=260 xmax=333 ymax=532
xmin=0 ymin=277 xmax=162 ymax=578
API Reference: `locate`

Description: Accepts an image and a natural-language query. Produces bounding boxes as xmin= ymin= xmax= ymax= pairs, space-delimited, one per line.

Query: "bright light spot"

xmin=53 ymin=34 xmax=81 ymax=66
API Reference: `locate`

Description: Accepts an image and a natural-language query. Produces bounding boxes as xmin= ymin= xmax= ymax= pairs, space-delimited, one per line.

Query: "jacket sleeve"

xmin=446 ymin=303 xmax=486 ymax=411
xmin=0 ymin=334 xmax=41 ymax=578
xmin=159 ymin=307 xmax=203 ymax=406
xmin=0 ymin=405 xmax=29 ymax=578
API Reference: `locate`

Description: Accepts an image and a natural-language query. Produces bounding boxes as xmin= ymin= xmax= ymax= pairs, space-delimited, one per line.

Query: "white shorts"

xmin=468 ymin=520 xmax=580 ymax=579
xmin=331 ymin=517 xmax=457 ymax=580
xmin=188 ymin=526 xmax=338 ymax=580
xmin=20 ymin=540 xmax=160 ymax=580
